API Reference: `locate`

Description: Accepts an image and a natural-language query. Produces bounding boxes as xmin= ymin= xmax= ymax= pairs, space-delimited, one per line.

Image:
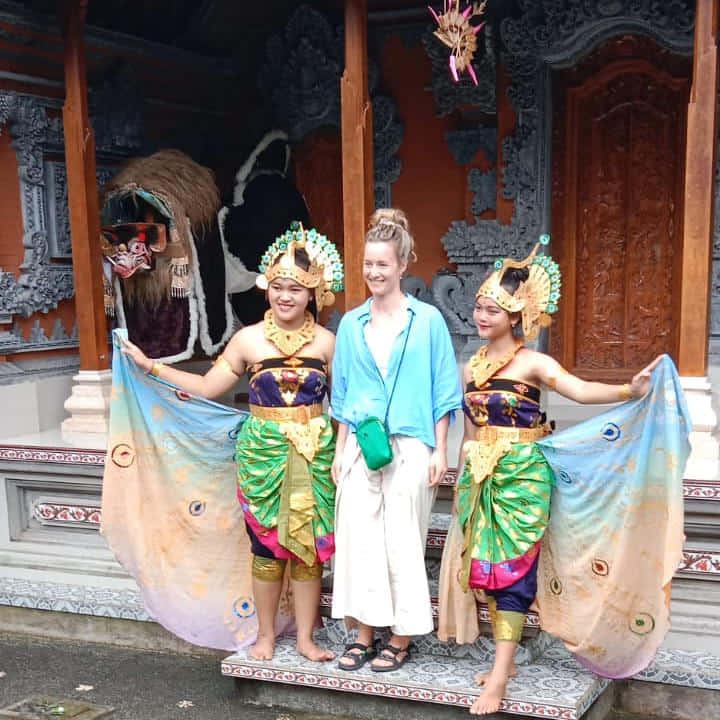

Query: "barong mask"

xmin=256 ymin=221 xmax=345 ymax=313
xmin=476 ymin=234 xmax=562 ymax=341
xmin=98 ymin=149 xmax=233 ymax=363
xmin=100 ymin=223 xmax=168 ymax=280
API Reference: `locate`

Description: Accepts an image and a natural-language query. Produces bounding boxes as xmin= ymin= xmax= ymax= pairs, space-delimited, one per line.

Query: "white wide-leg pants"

xmin=331 ymin=434 xmax=435 ymax=636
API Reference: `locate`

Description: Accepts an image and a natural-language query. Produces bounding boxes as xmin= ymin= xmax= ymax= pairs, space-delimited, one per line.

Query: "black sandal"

xmin=337 ymin=641 xmax=377 ymax=671
xmin=370 ymin=643 xmax=412 ymax=672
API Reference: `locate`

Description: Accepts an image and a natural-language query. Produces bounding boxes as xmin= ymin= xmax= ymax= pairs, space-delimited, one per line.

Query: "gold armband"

xmin=619 ymin=383 xmax=632 ymax=401
xmin=149 ymin=361 xmax=165 ymax=378
xmin=214 ymin=355 xmax=240 ymax=377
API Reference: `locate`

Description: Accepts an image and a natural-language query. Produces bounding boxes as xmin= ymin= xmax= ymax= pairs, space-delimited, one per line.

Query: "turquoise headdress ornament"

xmin=476 ymin=234 xmax=562 ymax=341
xmin=256 ymin=221 xmax=345 ymax=312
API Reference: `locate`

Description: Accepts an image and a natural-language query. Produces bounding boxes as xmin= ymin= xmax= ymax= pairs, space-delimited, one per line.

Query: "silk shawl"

xmin=439 ymin=355 xmax=690 ymax=679
xmin=101 ymin=329 xmax=293 ymax=650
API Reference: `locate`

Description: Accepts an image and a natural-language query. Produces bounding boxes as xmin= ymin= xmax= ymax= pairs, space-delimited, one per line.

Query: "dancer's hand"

xmin=121 ymin=338 xmax=153 ymax=373
xmin=428 ymin=448 xmax=447 ymax=488
xmin=331 ymin=453 xmax=343 ymax=486
xmin=629 ymin=355 xmax=663 ymax=398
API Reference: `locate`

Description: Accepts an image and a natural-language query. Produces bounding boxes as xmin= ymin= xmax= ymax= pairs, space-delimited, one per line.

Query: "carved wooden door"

xmin=551 ymin=38 xmax=691 ymax=381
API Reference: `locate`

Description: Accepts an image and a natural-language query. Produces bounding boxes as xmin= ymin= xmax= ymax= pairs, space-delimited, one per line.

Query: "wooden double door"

xmin=550 ymin=37 xmax=691 ymax=381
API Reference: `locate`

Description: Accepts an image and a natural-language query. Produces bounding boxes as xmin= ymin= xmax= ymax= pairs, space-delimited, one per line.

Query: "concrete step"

xmin=222 ymin=629 xmax=611 ymax=720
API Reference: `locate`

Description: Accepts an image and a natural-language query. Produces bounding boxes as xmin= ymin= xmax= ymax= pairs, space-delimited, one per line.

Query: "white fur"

xmin=232 ymin=129 xmax=290 ymax=205
xmin=187 ymin=217 xmax=234 ymax=356
xmin=217 ymin=205 xmax=259 ymax=293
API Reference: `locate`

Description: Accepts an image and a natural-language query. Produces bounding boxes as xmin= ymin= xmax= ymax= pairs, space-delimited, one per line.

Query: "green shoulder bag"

xmin=356 ymin=314 xmax=413 ymax=471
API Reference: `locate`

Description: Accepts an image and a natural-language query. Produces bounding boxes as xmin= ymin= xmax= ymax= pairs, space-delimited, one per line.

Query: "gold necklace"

xmin=264 ymin=310 xmax=315 ymax=357
xmin=470 ymin=339 xmax=524 ymax=387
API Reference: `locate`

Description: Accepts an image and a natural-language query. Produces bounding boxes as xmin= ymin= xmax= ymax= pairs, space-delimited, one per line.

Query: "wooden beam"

xmin=677 ymin=0 xmax=719 ymax=376
xmin=59 ymin=0 xmax=109 ymax=371
xmin=341 ymin=0 xmax=373 ymax=312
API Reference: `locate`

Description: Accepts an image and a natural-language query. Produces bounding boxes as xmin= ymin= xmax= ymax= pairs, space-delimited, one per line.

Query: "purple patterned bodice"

xmin=463 ymin=377 xmax=544 ymax=429
xmin=247 ymin=357 xmax=328 ymax=407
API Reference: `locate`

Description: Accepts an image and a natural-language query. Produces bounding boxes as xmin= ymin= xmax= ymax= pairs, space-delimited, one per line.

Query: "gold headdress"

xmin=256 ymin=222 xmax=344 ymax=312
xmin=476 ymin=234 xmax=562 ymax=341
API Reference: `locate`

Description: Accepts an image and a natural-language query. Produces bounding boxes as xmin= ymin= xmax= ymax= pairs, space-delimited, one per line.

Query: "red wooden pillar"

xmin=59 ymin=0 xmax=109 ymax=370
xmin=677 ymin=0 xmax=719 ymax=376
xmin=341 ymin=0 xmax=374 ymax=311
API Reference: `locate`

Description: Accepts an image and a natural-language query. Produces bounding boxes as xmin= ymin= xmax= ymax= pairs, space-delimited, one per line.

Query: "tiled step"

xmin=222 ymin=630 xmax=610 ymax=719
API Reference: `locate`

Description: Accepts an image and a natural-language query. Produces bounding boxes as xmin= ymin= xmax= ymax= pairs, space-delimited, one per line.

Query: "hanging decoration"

xmin=429 ymin=0 xmax=488 ymax=86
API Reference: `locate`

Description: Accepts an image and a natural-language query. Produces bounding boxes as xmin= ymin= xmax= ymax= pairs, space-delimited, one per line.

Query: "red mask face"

xmin=100 ymin=223 xmax=167 ymax=279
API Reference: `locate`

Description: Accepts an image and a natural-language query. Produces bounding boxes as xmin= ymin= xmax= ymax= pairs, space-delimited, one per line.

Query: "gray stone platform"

xmin=222 ymin=631 xmax=610 ymax=720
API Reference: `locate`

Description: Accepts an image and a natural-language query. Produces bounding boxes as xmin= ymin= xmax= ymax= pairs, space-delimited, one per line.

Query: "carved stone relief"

xmin=433 ymin=0 xmax=694 ymax=352
xmin=445 ymin=128 xmax=497 ymax=166
xmin=0 ymin=82 xmax=142 ymax=355
xmin=88 ymin=65 xmax=144 ymax=156
xmin=259 ymin=6 xmax=343 ymax=143
xmin=259 ymin=4 xmax=404 ymax=208
xmin=0 ymin=319 xmax=78 ymax=355
xmin=0 ymin=92 xmax=74 ymax=322
xmin=468 ymin=167 xmax=497 ymax=216
xmin=372 ymin=94 xmax=403 ymax=208
xmin=44 ymin=162 xmax=115 ymax=259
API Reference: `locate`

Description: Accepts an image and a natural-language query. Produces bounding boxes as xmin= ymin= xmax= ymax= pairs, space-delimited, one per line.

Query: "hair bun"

xmin=369 ymin=208 xmax=409 ymax=232
xmin=507 ymin=268 xmax=529 ymax=284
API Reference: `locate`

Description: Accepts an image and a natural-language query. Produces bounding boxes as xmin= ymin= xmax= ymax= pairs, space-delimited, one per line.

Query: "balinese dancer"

xmin=331 ymin=208 xmax=462 ymax=672
xmin=114 ymin=222 xmax=344 ymax=662
xmin=438 ymin=235 xmax=690 ymax=715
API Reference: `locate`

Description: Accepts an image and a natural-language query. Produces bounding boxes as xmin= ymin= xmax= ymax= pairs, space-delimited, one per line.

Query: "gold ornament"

xmin=257 ymin=222 xmax=344 ymax=313
xmin=470 ymin=339 xmax=524 ymax=388
xmin=430 ymin=1 xmax=488 ymax=85
xmin=213 ymin=355 xmax=240 ymax=377
xmin=476 ymin=235 xmax=562 ymax=341
xmin=263 ymin=310 xmax=315 ymax=357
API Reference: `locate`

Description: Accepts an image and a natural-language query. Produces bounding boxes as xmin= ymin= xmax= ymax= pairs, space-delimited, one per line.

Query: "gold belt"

xmin=474 ymin=425 xmax=548 ymax=444
xmin=249 ymin=403 xmax=323 ymax=423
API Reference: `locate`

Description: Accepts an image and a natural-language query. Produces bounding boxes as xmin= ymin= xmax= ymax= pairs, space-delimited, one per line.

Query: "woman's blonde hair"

xmin=365 ymin=208 xmax=417 ymax=265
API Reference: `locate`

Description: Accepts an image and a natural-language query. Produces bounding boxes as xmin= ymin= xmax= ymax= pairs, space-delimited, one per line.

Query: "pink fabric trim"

xmin=468 ymin=541 xmax=541 ymax=590
xmin=237 ymin=488 xmax=335 ymax=564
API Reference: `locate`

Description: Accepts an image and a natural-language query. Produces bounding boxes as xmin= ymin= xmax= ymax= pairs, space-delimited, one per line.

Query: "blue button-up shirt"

xmin=331 ymin=294 xmax=462 ymax=449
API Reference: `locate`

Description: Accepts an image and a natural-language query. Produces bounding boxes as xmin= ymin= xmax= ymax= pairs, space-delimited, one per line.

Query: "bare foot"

xmin=475 ymin=664 xmax=516 ymax=686
xmin=250 ymin=634 xmax=275 ymax=660
xmin=297 ymin=639 xmax=335 ymax=662
xmin=470 ymin=674 xmax=507 ymax=715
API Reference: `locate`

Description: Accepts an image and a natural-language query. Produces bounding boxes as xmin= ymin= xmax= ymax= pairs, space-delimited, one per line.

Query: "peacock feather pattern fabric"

xmin=101 ymin=329 xmax=293 ymax=651
xmin=535 ymin=355 xmax=690 ymax=678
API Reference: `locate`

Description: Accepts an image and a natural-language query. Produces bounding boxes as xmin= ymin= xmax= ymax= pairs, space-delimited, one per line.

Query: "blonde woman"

xmin=331 ymin=209 xmax=462 ymax=671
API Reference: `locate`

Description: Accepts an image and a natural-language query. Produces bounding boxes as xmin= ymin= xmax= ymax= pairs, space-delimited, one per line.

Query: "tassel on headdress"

xmin=103 ymin=273 xmax=115 ymax=317
xmin=476 ymin=234 xmax=562 ymax=341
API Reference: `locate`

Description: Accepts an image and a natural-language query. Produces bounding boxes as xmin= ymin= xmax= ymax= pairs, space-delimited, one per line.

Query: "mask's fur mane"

xmin=102 ymin=150 xmax=220 ymax=309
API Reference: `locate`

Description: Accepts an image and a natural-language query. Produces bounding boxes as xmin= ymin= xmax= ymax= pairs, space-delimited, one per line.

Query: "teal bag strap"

xmin=383 ymin=312 xmax=414 ymax=428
